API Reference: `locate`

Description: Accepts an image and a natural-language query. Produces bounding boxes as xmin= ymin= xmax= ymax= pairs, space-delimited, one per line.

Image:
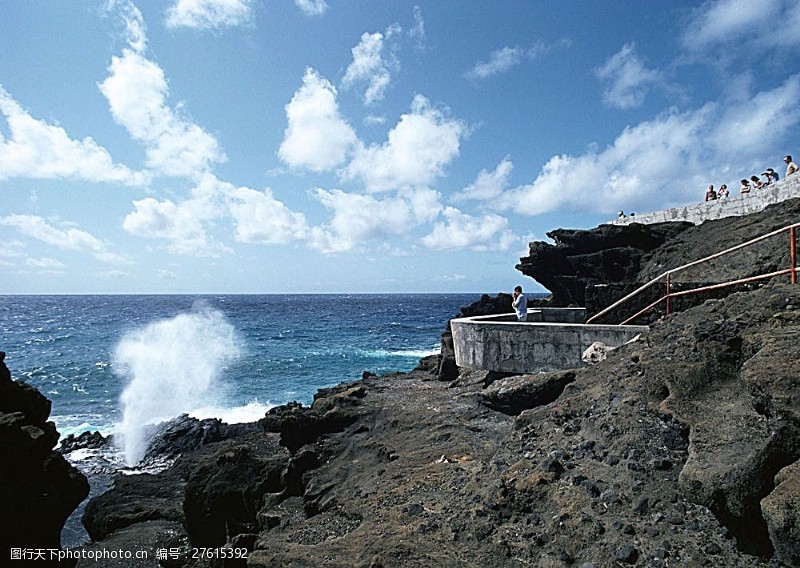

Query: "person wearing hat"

xmin=763 ymin=168 xmax=779 ymax=184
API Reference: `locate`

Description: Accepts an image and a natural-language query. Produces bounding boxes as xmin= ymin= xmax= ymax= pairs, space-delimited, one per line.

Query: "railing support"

xmin=587 ymin=221 xmax=800 ymax=325
xmin=791 ymin=227 xmax=796 ymax=285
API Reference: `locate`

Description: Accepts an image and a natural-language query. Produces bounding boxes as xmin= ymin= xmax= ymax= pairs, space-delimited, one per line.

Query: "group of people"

xmin=704 ymin=154 xmax=798 ymax=201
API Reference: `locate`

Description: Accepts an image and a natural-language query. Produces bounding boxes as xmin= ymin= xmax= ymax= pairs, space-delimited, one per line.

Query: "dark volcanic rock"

xmin=516 ymin=222 xmax=692 ymax=308
xmin=73 ymin=204 xmax=800 ymax=566
xmin=0 ymin=351 xmax=89 ymax=559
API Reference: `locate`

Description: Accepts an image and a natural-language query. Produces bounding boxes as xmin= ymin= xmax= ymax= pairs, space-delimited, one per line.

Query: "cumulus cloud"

xmin=165 ymin=0 xmax=254 ymax=30
xmin=309 ymin=187 xmax=442 ymax=253
xmin=99 ymin=49 xmax=226 ymax=178
xmin=342 ymin=28 xmax=400 ymax=105
xmin=454 ymin=157 xmax=513 ymax=202
xmin=0 ymin=86 xmax=146 ymax=185
xmin=278 ymin=68 xmax=358 ymax=172
xmin=294 ymin=0 xmax=328 ymax=17
xmin=422 ymin=207 xmax=516 ymax=251
xmin=123 ymin=197 xmax=213 ymax=256
xmin=497 ymin=106 xmax=713 ymax=216
xmin=0 ymin=214 xmax=128 ymax=264
xmin=228 ymin=186 xmax=310 ymax=244
xmin=596 ymin=43 xmax=663 ymax=109
xmin=494 ymin=72 xmax=800 ymax=217
xmin=121 ymin=174 xmax=231 ymax=256
xmin=342 ymin=95 xmax=466 ymax=192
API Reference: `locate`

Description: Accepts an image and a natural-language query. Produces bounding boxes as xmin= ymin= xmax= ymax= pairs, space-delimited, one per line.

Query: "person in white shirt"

xmin=512 ymin=286 xmax=527 ymax=321
xmin=785 ymin=155 xmax=799 ymax=177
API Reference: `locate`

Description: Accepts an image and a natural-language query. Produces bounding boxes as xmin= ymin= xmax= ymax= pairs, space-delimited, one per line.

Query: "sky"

xmin=1 ymin=0 xmax=799 ymax=295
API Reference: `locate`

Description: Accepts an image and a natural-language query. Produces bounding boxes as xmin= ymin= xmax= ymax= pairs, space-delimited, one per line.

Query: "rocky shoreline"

xmin=3 ymin=199 xmax=800 ymax=566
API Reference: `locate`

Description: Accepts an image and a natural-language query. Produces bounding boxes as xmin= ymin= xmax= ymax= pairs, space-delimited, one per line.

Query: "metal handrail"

xmin=586 ymin=222 xmax=800 ymax=325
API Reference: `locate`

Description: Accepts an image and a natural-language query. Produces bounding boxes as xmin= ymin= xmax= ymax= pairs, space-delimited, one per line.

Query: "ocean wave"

xmin=188 ymin=399 xmax=275 ymax=425
xmin=358 ymin=347 xmax=439 ymax=359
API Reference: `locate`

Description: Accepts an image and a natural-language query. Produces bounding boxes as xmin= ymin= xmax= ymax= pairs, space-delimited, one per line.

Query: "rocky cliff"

xmin=8 ymin=200 xmax=800 ymax=566
xmin=69 ymin=201 xmax=800 ymax=567
xmin=517 ymin=198 xmax=800 ymax=324
xmin=0 ymin=351 xmax=89 ymax=564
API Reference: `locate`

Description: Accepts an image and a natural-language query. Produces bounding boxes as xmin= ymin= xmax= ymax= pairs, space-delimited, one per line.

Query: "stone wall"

xmin=612 ymin=173 xmax=800 ymax=226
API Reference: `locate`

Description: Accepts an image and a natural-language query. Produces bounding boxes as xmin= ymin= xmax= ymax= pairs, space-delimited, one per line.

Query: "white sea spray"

xmin=113 ymin=303 xmax=240 ymax=466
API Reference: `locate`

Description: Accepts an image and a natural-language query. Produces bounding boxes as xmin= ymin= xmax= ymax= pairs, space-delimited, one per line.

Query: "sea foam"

xmin=113 ymin=304 xmax=240 ymax=465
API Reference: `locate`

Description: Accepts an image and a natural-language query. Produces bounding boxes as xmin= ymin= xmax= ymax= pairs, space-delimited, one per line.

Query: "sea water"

xmin=1 ymin=294 xmax=486 ymax=461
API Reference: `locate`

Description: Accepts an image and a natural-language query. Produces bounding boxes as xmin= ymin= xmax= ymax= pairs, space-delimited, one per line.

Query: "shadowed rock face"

xmin=0 ymin=351 xmax=89 ymax=559
xmin=516 ymin=222 xmax=693 ymax=308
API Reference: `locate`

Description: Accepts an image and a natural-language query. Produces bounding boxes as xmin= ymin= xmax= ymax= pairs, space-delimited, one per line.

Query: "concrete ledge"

xmin=451 ymin=312 xmax=647 ymax=374
xmin=611 ymin=174 xmax=800 ymax=226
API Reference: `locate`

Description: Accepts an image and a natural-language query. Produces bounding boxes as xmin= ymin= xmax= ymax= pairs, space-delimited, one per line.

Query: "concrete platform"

xmin=450 ymin=309 xmax=647 ymax=374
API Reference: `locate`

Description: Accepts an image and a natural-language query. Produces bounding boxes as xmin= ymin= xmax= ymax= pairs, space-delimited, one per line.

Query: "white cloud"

xmin=309 ymin=187 xmax=441 ymax=253
xmin=596 ymin=43 xmax=662 ymax=109
xmin=711 ymin=74 xmax=800 ymax=156
xmin=0 ymin=215 xmax=128 ymax=263
xmin=111 ymin=0 xmax=147 ymax=53
xmin=454 ymin=157 xmax=513 ymax=201
xmin=422 ymin=207 xmax=516 ymax=251
xmin=228 ymin=186 xmax=310 ymax=245
xmin=123 ymin=197 xmax=213 ymax=255
xmin=682 ymin=0 xmax=788 ymax=51
xmin=99 ymin=49 xmax=226 ymax=178
xmin=0 ymin=86 xmax=146 ymax=185
xmin=294 ymin=0 xmax=328 ymax=17
xmin=121 ymin=174 xmax=231 ymax=256
xmin=500 ymin=74 xmax=800 ymax=217
xmin=27 ymin=257 xmax=65 ymax=270
xmin=498 ymin=106 xmax=713 ymax=216
xmin=342 ymin=27 xmax=400 ymax=105
xmin=408 ymin=5 xmax=426 ymax=50
xmin=165 ymin=0 xmax=254 ymax=30
xmin=278 ymin=68 xmax=358 ymax=172
xmin=465 ymin=46 xmax=525 ymax=80
xmin=342 ymin=95 xmax=466 ymax=192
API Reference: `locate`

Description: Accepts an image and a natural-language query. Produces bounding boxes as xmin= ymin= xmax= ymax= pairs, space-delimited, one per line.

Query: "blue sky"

xmin=1 ymin=0 xmax=799 ymax=294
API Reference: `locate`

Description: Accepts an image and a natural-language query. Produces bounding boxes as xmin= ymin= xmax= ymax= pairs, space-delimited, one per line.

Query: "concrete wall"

xmin=450 ymin=313 xmax=647 ymax=374
xmin=611 ymin=173 xmax=800 ymax=226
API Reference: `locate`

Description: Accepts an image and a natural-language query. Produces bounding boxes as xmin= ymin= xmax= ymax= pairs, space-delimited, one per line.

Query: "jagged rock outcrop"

xmin=516 ymin=222 xmax=692 ymax=308
xmin=0 ymin=351 xmax=89 ymax=562
xmin=516 ymin=198 xmax=800 ymax=324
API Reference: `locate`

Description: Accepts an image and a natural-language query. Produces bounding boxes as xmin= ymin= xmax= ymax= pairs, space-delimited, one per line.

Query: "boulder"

xmin=761 ymin=460 xmax=800 ymax=565
xmin=0 ymin=352 xmax=89 ymax=557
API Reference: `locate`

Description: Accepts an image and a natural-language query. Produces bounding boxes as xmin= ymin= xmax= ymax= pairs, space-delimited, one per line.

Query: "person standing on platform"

xmin=512 ymin=286 xmax=527 ymax=321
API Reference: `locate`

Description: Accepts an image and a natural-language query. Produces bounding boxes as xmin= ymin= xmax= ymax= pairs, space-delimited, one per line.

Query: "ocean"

xmin=1 ymin=294 xmax=488 ymax=465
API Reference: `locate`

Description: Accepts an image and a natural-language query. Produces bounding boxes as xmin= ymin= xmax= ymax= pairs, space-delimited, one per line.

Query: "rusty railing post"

xmin=791 ymin=227 xmax=797 ymax=285
xmin=665 ymin=273 xmax=671 ymax=315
